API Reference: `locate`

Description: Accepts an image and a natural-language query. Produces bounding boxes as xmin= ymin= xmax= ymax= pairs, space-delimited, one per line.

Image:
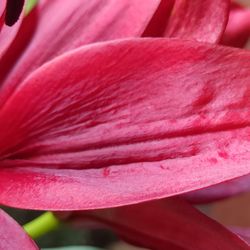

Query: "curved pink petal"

xmin=0 ymin=0 xmax=163 ymax=107
xmin=0 ymin=39 xmax=250 ymax=210
xmin=0 ymin=209 xmax=38 ymax=249
xmin=222 ymin=3 xmax=250 ymax=48
xmin=0 ymin=0 xmax=23 ymax=59
xmin=165 ymin=0 xmax=230 ymax=43
xmin=183 ymin=174 xmax=250 ymax=204
xmin=70 ymin=199 xmax=249 ymax=249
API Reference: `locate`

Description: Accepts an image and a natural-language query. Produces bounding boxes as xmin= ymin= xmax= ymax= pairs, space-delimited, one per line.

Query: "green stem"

xmin=25 ymin=0 xmax=38 ymax=15
xmin=23 ymin=212 xmax=60 ymax=239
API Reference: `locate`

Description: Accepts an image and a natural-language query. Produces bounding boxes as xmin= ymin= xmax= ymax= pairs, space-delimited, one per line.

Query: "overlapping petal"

xmin=222 ymin=3 xmax=250 ymax=48
xmin=164 ymin=0 xmax=230 ymax=43
xmin=231 ymin=227 xmax=250 ymax=244
xmin=0 ymin=209 xmax=38 ymax=249
xmin=0 ymin=39 xmax=250 ymax=209
xmin=183 ymin=174 xmax=250 ymax=204
xmin=69 ymin=198 xmax=249 ymax=249
xmin=0 ymin=0 xmax=165 ymax=107
xmin=0 ymin=0 xmax=230 ymax=108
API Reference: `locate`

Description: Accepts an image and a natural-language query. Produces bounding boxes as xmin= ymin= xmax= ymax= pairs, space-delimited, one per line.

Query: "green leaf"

xmin=25 ymin=0 xmax=38 ymax=15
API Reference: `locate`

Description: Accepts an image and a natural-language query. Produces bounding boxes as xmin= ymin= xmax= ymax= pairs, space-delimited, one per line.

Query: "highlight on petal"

xmin=0 ymin=38 xmax=250 ymax=210
xmin=0 ymin=209 xmax=38 ymax=249
xmin=0 ymin=0 xmax=163 ymax=106
xmin=183 ymin=174 xmax=250 ymax=204
xmin=231 ymin=227 xmax=250 ymax=245
xmin=165 ymin=0 xmax=230 ymax=43
xmin=68 ymin=199 xmax=249 ymax=249
xmin=222 ymin=3 xmax=250 ymax=48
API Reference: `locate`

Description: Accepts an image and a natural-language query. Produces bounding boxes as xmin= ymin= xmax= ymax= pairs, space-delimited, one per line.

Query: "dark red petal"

xmin=0 ymin=0 xmax=162 ymax=107
xmin=70 ymin=198 xmax=249 ymax=250
xmin=0 ymin=38 xmax=250 ymax=210
xmin=142 ymin=0 xmax=174 ymax=37
xmin=165 ymin=0 xmax=230 ymax=43
xmin=0 ymin=209 xmax=38 ymax=249
xmin=222 ymin=3 xmax=250 ymax=48
xmin=183 ymin=174 xmax=250 ymax=204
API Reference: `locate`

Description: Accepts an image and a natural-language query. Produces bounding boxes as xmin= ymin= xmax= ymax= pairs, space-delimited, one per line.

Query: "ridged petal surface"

xmin=165 ymin=0 xmax=229 ymax=43
xmin=0 ymin=39 xmax=250 ymax=209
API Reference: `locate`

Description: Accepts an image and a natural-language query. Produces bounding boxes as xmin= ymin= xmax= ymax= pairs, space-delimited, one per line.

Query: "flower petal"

xmin=0 ymin=38 xmax=250 ymax=210
xmin=165 ymin=0 xmax=230 ymax=43
xmin=183 ymin=174 xmax=250 ymax=204
xmin=222 ymin=3 xmax=250 ymax=48
xmin=69 ymin=198 xmax=249 ymax=249
xmin=0 ymin=209 xmax=38 ymax=249
xmin=0 ymin=0 xmax=164 ymax=106
xmin=142 ymin=0 xmax=174 ymax=37
xmin=230 ymin=227 xmax=250 ymax=245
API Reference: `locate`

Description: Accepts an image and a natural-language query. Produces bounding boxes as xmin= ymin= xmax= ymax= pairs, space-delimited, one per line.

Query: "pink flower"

xmin=1 ymin=0 xmax=250 ymax=249
xmin=0 ymin=0 xmax=249 ymax=212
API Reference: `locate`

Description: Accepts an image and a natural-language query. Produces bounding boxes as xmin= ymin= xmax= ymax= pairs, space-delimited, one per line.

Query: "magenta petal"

xmin=0 ymin=38 xmax=250 ymax=210
xmin=222 ymin=3 xmax=250 ymax=48
xmin=0 ymin=209 xmax=38 ymax=249
xmin=165 ymin=0 xmax=230 ymax=43
xmin=0 ymin=0 xmax=162 ymax=106
xmin=142 ymin=0 xmax=174 ymax=37
xmin=183 ymin=174 xmax=250 ymax=204
xmin=71 ymin=199 xmax=249 ymax=249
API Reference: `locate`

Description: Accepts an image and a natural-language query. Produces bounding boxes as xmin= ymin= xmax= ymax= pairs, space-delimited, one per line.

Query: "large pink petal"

xmin=165 ymin=0 xmax=230 ymax=43
xmin=0 ymin=0 xmax=164 ymax=107
xmin=70 ymin=199 xmax=249 ymax=249
xmin=183 ymin=174 xmax=250 ymax=204
xmin=222 ymin=3 xmax=250 ymax=48
xmin=0 ymin=209 xmax=38 ymax=250
xmin=0 ymin=39 xmax=250 ymax=210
